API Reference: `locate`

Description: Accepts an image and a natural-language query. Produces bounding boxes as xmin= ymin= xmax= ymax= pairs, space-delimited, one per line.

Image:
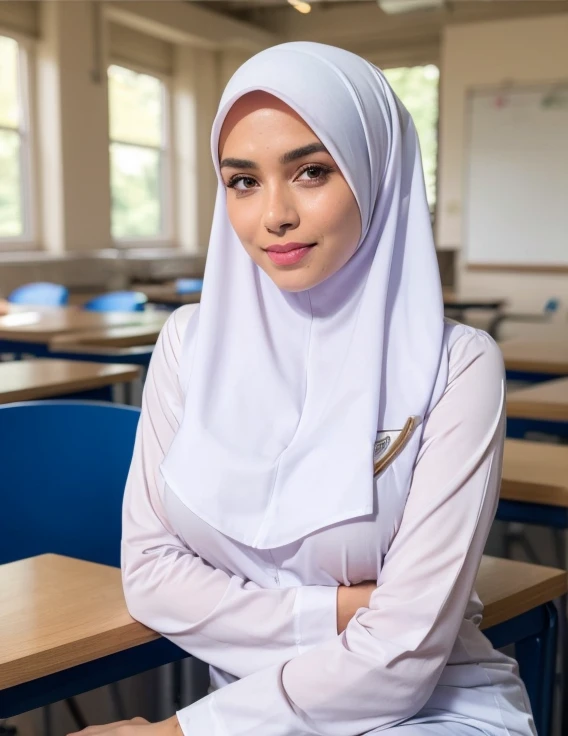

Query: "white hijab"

xmin=161 ymin=42 xmax=447 ymax=549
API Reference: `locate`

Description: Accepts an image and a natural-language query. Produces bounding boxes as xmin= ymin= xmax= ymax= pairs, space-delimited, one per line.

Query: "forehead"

xmin=218 ymin=91 xmax=319 ymax=157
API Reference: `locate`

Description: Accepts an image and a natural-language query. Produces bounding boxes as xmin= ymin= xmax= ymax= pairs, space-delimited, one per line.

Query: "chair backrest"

xmin=544 ymin=298 xmax=559 ymax=313
xmin=8 ymin=282 xmax=69 ymax=307
xmin=175 ymin=278 xmax=203 ymax=295
xmin=84 ymin=291 xmax=147 ymax=312
xmin=0 ymin=401 xmax=140 ymax=568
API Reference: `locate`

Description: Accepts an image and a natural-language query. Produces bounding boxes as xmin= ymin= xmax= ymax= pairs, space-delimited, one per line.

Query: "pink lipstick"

xmin=265 ymin=242 xmax=315 ymax=266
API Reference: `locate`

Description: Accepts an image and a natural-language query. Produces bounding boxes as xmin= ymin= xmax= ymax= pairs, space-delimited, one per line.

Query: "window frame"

xmin=0 ymin=29 xmax=39 ymax=252
xmin=108 ymin=61 xmax=175 ymax=249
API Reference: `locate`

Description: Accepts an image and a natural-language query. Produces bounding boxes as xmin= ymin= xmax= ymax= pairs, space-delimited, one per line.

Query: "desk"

xmin=49 ymin=324 xmax=163 ymax=349
xmin=502 ymin=439 xmax=568 ymax=509
xmin=497 ymin=440 xmax=568 ymax=734
xmin=47 ymin=343 xmax=155 ymax=370
xmin=443 ymin=294 xmax=506 ymax=338
xmin=0 ymin=553 xmax=565 ymax=720
xmin=135 ymin=283 xmax=201 ymax=308
xmin=500 ymin=338 xmax=568 ymax=381
xmin=508 ymin=378 xmax=568 ymax=422
xmin=0 ymin=360 xmax=139 ymax=404
xmin=443 ymin=294 xmax=506 ymax=312
xmin=0 ymin=555 xmax=186 ymax=717
xmin=0 ymin=308 xmax=167 ymax=357
xmin=507 ymin=378 xmax=568 ymax=441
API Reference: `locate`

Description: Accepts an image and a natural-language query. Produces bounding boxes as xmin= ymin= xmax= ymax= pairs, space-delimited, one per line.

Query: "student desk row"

xmin=0 ymin=308 xmax=165 ymax=354
xmin=0 ymin=553 xmax=565 ymax=736
xmin=133 ymin=283 xmax=202 ymax=308
xmin=0 ymin=307 xmax=161 ymax=382
xmin=0 ymin=359 xmax=140 ymax=405
xmin=500 ymin=333 xmax=568 ymax=383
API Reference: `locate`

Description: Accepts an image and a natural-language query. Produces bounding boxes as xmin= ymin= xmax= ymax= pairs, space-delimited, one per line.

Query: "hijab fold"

xmin=160 ymin=43 xmax=447 ymax=549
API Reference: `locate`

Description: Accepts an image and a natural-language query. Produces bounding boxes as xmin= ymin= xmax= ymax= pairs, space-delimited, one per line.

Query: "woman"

xmin=76 ymin=43 xmax=535 ymax=736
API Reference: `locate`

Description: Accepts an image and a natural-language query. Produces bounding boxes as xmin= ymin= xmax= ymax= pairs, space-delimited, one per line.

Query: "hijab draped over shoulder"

xmin=161 ymin=42 xmax=447 ymax=549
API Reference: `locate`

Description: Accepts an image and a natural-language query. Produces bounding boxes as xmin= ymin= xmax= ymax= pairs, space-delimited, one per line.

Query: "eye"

xmin=296 ymin=164 xmax=332 ymax=184
xmin=226 ymin=175 xmax=258 ymax=191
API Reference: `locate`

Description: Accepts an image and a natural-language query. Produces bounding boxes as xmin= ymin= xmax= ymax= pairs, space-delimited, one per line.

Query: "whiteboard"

xmin=464 ymin=83 xmax=568 ymax=268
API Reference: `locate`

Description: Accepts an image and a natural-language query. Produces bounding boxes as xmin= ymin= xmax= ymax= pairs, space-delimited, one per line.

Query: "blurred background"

xmin=1 ymin=1 xmax=568 ymax=734
xmin=0 ymin=0 xmax=566 ymax=334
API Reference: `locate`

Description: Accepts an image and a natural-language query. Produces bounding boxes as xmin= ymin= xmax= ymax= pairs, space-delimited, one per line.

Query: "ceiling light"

xmin=378 ymin=0 xmax=443 ymax=14
xmin=287 ymin=0 xmax=312 ymax=13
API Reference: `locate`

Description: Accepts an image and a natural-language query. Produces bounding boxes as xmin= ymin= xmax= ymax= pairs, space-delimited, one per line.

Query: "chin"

xmin=266 ymin=268 xmax=323 ymax=293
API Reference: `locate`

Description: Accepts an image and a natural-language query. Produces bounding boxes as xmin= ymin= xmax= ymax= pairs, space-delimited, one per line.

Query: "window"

xmin=0 ymin=34 xmax=32 ymax=243
xmin=108 ymin=64 xmax=170 ymax=243
xmin=383 ymin=65 xmax=439 ymax=211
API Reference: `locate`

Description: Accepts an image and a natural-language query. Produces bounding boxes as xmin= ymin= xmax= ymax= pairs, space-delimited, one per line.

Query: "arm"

xmin=175 ymin=329 xmax=506 ymax=736
xmin=122 ymin=307 xmax=344 ymax=679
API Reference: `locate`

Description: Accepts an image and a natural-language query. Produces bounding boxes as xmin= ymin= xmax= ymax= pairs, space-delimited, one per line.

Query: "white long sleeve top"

xmin=121 ymin=305 xmax=535 ymax=736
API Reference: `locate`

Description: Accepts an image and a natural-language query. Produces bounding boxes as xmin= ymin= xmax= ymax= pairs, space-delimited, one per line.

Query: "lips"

xmin=265 ymin=242 xmax=316 ymax=253
xmin=264 ymin=243 xmax=315 ymax=266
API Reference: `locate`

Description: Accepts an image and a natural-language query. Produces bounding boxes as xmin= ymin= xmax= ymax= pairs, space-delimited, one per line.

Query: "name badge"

xmin=374 ymin=415 xmax=422 ymax=477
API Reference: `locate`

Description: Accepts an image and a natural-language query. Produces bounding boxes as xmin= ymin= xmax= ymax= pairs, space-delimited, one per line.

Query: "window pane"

xmin=110 ymin=142 xmax=162 ymax=239
xmin=108 ymin=65 xmax=163 ymax=147
xmin=0 ymin=35 xmax=20 ymax=129
xmin=384 ymin=65 xmax=439 ymax=207
xmin=0 ymin=129 xmax=22 ymax=237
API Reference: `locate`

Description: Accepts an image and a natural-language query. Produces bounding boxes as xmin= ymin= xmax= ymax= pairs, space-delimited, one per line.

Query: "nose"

xmin=262 ymin=183 xmax=300 ymax=236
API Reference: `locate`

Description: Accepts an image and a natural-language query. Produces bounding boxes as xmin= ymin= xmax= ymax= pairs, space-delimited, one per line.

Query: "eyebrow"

xmin=219 ymin=142 xmax=329 ymax=170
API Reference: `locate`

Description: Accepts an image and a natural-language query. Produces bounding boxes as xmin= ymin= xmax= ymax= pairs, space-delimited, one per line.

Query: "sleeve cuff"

xmin=176 ymin=692 xmax=226 ymax=736
xmin=293 ymin=584 xmax=338 ymax=654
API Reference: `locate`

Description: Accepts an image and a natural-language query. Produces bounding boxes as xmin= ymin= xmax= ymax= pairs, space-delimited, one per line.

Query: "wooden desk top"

xmin=500 ymin=337 xmax=568 ymax=375
xmin=0 ymin=553 xmax=565 ymax=690
xmin=136 ymin=283 xmax=201 ymax=307
xmin=48 ymin=344 xmax=155 ymax=359
xmin=0 ymin=359 xmax=140 ymax=404
xmin=49 ymin=323 xmax=164 ymax=349
xmin=476 ymin=556 xmax=567 ymax=630
xmin=502 ymin=439 xmax=568 ymax=508
xmin=507 ymin=377 xmax=568 ymax=422
xmin=0 ymin=555 xmax=156 ymax=690
xmin=0 ymin=308 xmax=167 ymax=344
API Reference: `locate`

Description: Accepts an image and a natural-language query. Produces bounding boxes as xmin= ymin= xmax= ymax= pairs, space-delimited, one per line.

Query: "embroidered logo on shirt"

xmin=373 ymin=416 xmax=422 ymax=478
xmin=373 ymin=435 xmax=391 ymax=460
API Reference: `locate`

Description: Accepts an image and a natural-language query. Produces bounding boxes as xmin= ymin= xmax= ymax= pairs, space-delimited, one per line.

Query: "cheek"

xmin=226 ymin=197 xmax=260 ymax=249
xmin=307 ymin=185 xmax=361 ymax=253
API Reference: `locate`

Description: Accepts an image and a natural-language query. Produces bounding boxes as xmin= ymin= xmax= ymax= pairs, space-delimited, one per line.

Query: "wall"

xmin=0 ymin=1 xmax=274 ymax=293
xmin=437 ymin=13 xmax=568 ymax=310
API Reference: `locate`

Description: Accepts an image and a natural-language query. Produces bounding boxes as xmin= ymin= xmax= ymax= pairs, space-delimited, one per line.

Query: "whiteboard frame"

xmin=462 ymin=79 xmax=568 ymax=273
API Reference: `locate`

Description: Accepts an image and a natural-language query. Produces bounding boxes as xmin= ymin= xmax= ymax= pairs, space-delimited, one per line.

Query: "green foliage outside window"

xmin=108 ymin=65 xmax=165 ymax=240
xmin=383 ymin=65 xmax=439 ymax=209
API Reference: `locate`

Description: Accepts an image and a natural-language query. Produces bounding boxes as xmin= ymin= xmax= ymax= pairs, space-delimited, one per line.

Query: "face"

xmin=218 ymin=92 xmax=362 ymax=292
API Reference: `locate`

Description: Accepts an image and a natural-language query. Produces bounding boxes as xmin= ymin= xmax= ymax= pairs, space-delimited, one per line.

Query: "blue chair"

xmin=175 ymin=278 xmax=203 ymax=294
xmin=0 ymin=401 xmax=140 ymax=568
xmin=0 ymin=401 xmax=188 ymax=722
xmin=544 ymin=297 xmax=560 ymax=314
xmin=0 ymin=401 xmax=140 ymax=726
xmin=8 ymin=282 xmax=68 ymax=307
xmin=84 ymin=291 xmax=147 ymax=313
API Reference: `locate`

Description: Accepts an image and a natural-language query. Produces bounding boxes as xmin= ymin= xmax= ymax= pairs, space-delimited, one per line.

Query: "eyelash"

xmin=226 ymin=164 xmax=333 ymax=193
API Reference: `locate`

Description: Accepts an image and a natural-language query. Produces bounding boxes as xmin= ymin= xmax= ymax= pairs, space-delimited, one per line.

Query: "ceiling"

xmin=194 ymin=0 xmax=383 ymax=21
xmin=193 ymin=0 xmax=568 ymax=27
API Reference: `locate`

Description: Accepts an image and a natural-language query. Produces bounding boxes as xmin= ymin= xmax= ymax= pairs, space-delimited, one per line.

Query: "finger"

xmin=67 ymin=721 xmax=135 ymax=736
xmin=130 ymin=718 xmax=150 ymax=725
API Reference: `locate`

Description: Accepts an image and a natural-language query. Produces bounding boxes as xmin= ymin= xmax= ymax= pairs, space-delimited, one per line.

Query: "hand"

xmin=0 ymin=299 xmax=10 ymax=316
xmin=67 ymin=715 xmax=182 ymax=736
xmin=336 ymin=580 xmax=376 ymax=634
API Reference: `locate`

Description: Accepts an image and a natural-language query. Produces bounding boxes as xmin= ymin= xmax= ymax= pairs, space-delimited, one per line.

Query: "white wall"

xmin=437 ymin=13 xmax=568 ymax=309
